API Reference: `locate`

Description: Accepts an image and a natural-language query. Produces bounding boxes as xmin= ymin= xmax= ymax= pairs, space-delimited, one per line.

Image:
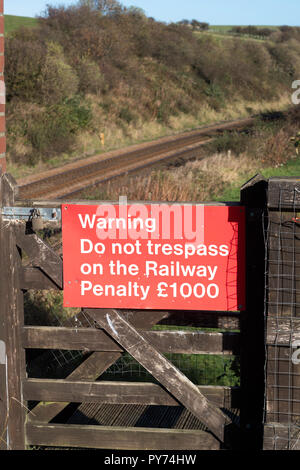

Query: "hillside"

xmin=209 ymin=25 xmax=279 ymax=32
xmin=4 ymin=4 xmax=300 ymax=177
xmin=4 ymin=15 xmax=38 ymax=35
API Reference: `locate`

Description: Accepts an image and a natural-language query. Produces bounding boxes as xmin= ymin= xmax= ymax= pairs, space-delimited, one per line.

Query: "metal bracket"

xmin=1 ymin=207 xmax=61 ymax=223
xmin=0 ymin=340 xmax=6 ymax=365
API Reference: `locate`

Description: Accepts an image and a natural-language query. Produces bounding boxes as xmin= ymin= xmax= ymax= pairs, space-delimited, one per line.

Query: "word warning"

xmin=62 ymin=203 xmax=245 ymax=311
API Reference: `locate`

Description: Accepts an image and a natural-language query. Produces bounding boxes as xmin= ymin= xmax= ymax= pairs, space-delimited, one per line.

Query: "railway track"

xmin=17 ymin=116 xmax=255 ymax=200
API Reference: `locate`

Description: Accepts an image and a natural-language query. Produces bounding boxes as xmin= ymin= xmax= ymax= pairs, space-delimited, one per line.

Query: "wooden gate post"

xmin=240 ymin=174 xmax=268 ymax=449
xmin=0 ymin=173 xmax=26 ymax=449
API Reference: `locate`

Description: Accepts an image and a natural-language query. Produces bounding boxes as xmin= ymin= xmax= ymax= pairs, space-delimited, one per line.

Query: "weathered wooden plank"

xmin=147 ymin=330 xmax=240 ymax=355
xmin=268 ymin=177 xmax=300 ymax=210
xmin=25 ymin=422 xmax=220 ymax=450
xmin=23 ymin=327 xmax=121 ymax=352
xmin=0 ymin=174 xmax=26 ymax=450
xmin=266 ymin=318 xmax=300 ymax=345
xmin=22 ymin=326 xmax=240 ymax=355
xmin=156 ymin=311 xmax=240 ymax=330
xmin=28 ymin=352 xmax=122 ymax=423
xmin=1 ymin=174 xmax=18 ymax=205
xmin=22 ymin=380 xmax=182 ymax=406
xmin=20 ymin=267 xmax=60 ymax=290
xmin=23 ymin=379 xmax=240 ymax=409
xmin=265 ymin=345 xmax=300 ymax=423
xmin=0 ymin=174 xmax=7 ymax=449
xmin=14 ymin=225 xmax=63 ymax=289
xmin=124 ymin=310 xmax=170 ymax=328
xmin=265 ymin=204 xmax=300 ymax=425
xmin=267 ymin=211 xmax=300 ymax=318
xmin=264 ymin=423 xmax=300 ymax=450
xmin=87 ymin=309 xmax=228 ymax=442
xmin=115 ymin=310 xmax=240 ymax=330
xmin=29 ymin=310 xmax=168 ymax=424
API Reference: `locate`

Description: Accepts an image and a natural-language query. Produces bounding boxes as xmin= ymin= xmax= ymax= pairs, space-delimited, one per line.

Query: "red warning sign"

xmin=62 ymin=203 xmax=245 ymax=311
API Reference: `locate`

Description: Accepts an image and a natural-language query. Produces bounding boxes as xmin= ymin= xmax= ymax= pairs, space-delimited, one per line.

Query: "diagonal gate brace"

xmin=86 ymin=308 xmax=229 ymax=442
xmin=29 ymin=310 xmax=169 ymax=424
xmin=14 ymin=225 xmax=63 ymax=289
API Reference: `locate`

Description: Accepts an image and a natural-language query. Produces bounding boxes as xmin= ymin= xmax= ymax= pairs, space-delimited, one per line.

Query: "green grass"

xmin=204 ymin=25 xmax=280 ymax=43
xmin=218 ymin=157 xmax=300 ymax=202
xmin=209 ymin=25 xmax=279 ymax=32
xmin=101 ymin=352 xmax=240 ymax=387
xmin=4 ymin=15 xmax=38 ymax=35
xmin=196 ymin=30 xmax=266 ymax=43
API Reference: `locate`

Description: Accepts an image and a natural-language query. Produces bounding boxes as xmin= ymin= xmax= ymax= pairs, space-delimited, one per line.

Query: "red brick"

xmin=0 ymin=115 xmax=5 ymax=133
xmin=0 ymin=136 xmax=5 ymax=154
xmin=0 ymin=1 xmax=3 ymax=14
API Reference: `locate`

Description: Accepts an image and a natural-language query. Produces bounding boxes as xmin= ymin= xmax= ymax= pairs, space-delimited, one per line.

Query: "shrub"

xmin=261 ymin=129 xmax=292 ymax=166
xmin=5 ymin=35 xmax=46 ymax=101
xmin=76 ymin=59 xmax=105 ymax=94
xmin=37 ymin=42 xmax=79 ymax=104
xmin=24 ymin=97 xmax=92 ymax=162
xmin=118 ymin=106 xmax=137 ymax=124
xmin=208 ymin=131 xmax=249 ymax=155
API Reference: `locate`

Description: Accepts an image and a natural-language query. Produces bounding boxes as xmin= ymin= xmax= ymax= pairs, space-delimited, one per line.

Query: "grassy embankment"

xmin=4 ymin=15 xmax=38 ymax=35
xmin=82 ymin=110 xmax=300 ymax=203
xmin=5 ymin=5 xmax=299 ymax=180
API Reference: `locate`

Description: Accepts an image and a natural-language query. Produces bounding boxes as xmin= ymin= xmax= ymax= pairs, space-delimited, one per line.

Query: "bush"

xmin=208 ymin=131 xmax=249 ymax=155
xmin=118 ymin=106 xmax=137 ymax=124
xmin=5 ymin=35 xmax=46 ymax=101
xmin=37 ymin=42 xmax=79 ymax=104
xmin=76 ymin=59 xmax=105 ymax=94
xmin=24 ymin=97 xmax=92 ymax=162
xmin=230 ymin=26 xmax=273 ymax=38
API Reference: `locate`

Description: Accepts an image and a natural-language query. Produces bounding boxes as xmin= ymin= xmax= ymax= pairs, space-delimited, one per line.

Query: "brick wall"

xmin=0 ymin=0 xmax=5 ymax=173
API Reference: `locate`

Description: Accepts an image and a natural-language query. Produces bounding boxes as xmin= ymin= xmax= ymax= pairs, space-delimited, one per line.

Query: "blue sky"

xmin=5 ymin=0 xmax=300 ymax=26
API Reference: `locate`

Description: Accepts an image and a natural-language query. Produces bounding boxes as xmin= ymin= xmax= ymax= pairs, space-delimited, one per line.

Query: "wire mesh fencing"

xmin=264 ymin=182 xmax=300 ymax=448
xmin=100 ymin=350 xmax=240 ymax=387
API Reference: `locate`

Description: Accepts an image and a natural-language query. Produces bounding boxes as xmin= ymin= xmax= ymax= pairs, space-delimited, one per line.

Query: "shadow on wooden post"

xmin=0 ymin=173 xmax=26 ymax=450
xmin=240 ymin=174 xmax=268 ymax=450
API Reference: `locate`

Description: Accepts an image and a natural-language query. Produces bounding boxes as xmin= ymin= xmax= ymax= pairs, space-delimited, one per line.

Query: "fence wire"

xmin=101 ymin=350 xmax=240 ymax=387
xmin=264 ymin=186 xmax=300 ymax=449
xmin=264 ymin=423 xmax=300 ymax=450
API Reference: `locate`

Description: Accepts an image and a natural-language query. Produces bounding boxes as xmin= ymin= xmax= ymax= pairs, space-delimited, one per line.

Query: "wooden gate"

xmin=0 ymin=173 xmax=267 ymax=450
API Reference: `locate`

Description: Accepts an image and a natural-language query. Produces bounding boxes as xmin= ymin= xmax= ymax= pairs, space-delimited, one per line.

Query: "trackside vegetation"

xmin=5 ymin=2 xmax=300 ymax=171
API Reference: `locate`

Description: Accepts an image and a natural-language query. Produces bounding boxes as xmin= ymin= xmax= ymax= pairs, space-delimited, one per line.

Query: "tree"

xmin=191 ymin=19 xmax=200 ymax=30
xmin=126 ymin=6 xmax=146 ymax=17
xmin=177 ymin=19 xmax=190 ymax=26
xmin=78 ymin=0 xmax=122 ymax=15
xmin=190 ymin=20 xmax=209 ymax=31
xmin=199 ymin=22 xmax=209 ymax=31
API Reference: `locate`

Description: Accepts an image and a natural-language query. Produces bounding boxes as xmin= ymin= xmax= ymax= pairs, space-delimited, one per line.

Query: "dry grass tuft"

xmin=83 ymin=151 xmax=258 ymax=203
